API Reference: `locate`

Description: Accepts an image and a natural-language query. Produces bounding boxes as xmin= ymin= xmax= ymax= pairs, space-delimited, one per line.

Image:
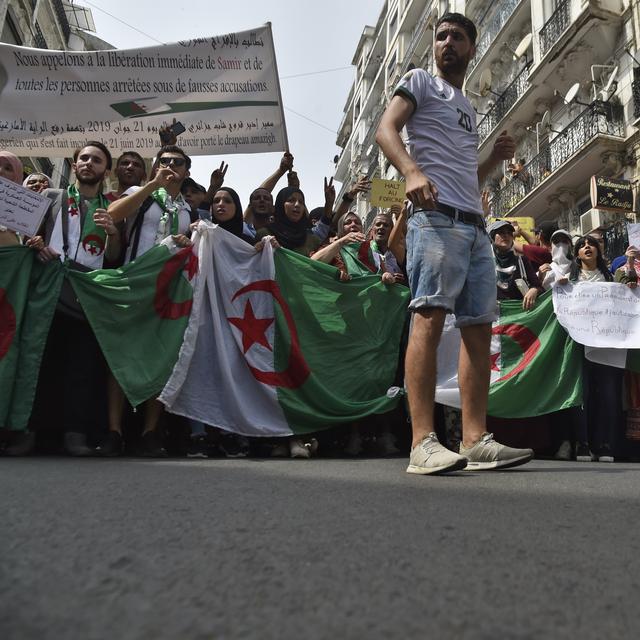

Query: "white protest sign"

xmin=553 ymin=282 xmax=640 ymax=348
xmin=628 ymin=223 xmax=640 ymax=249
xmin=0 ymin=25 xmax=287 ymax=157
xmin=0 ymin=176 xmax=50 ymax=236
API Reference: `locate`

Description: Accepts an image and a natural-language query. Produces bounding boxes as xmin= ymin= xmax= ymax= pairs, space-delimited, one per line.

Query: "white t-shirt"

xmin=123 ymin=186 xmax=190 ymax=263
xmin=394 ymin=69 xmax=482 ymax=214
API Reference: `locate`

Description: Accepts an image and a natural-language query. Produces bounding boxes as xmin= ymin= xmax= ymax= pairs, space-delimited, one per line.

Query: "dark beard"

xmin=76 ymin=174 xmax=104 ymax=186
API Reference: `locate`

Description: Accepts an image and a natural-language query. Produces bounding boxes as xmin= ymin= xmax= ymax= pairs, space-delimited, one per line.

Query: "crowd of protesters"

xmin=1 ymin=132 xmax=640 ymax=463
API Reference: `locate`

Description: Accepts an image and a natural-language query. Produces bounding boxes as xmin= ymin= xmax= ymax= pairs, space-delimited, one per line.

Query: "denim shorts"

xmin=406 ymin=210 xmax=497 ymax=327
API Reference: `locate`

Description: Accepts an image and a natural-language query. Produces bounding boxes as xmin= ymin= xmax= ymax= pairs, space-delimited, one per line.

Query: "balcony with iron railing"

xmin=633 ymin=69 xmax=640 ymax=121
xmin=53 ymin=0 xmax=72 ymax=42
xmin=401 ymin=2 xmax=433 ymax=70
xmin=492 ymin=101 xmax=624 ymax=217
xmin=468 ymin=0 xmax=523 ymax=74
xmin=539 ymin=0 xmax=571 ymax=58
xmin=477 ymin=63 xmax=530 ymax=145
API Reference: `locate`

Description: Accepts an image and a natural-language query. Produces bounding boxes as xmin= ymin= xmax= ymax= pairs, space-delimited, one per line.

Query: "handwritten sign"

xmin=0 ymin=25 xmax=287 ymax=157
xmin=370 ymin=179 xmax=406 ymax=207
xmin=0 ymin=176 xmax=50 ymax=236
xmin=553 ymin=282 xmax=640 ymax=348
xmin=590 ymin=175 xmax=634 ymax=213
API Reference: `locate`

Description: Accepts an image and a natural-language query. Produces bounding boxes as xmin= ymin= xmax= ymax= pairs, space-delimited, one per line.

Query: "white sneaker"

xmin=459 ymin=432 xmax=533 ymax=470
xmin=406 ymin=433 xmax=467 ymax=475
xmin=290 ymin=438 xmax=310 ymax=459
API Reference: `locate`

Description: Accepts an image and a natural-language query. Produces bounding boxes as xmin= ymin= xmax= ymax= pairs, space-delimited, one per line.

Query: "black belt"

xmin=433 ymin=203 xmax=485 ymax=228
xmin=412 ymin=203 xmax=485 ymax=228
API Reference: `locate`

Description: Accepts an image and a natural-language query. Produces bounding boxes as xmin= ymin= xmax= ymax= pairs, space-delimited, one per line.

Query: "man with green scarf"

xmin=36 ymin=142 xmax=119 ymax=456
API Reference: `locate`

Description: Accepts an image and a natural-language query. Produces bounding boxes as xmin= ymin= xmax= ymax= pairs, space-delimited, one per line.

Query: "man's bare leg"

xmin=142 ymin=399 xmax=164 ymax=434
xmin=405 ymin=308 xmax=446 ymax=448
xmin=458 ymin=323 xmax=491 ymax=448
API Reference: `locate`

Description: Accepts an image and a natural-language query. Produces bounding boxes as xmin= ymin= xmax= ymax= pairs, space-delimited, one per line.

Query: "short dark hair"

xmin=435 ymin=12 xmax=477 ymax=45
xmin=155 ymin=145 xmax=191 ymax=170
xmin=73 ymin=140 xmax=112 ymax=170
xmin=116 ymin=151 xmax=145 ymax=168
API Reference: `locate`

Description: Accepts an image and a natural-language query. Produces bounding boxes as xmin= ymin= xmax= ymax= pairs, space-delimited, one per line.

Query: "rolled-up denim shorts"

xmin=406 ymin=210 xmax=497 ymax=327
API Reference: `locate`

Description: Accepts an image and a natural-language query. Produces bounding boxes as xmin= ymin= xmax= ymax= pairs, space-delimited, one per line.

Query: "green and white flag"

xmin=0 ymin=246 xmax=62 ymax=430
xmin=435 ymin=291 xmax=583 ymax=417
xmin=160 ymin=223 xmax=409 ymax=436
xmin=69 ymin=240 xmax=198 ymax=407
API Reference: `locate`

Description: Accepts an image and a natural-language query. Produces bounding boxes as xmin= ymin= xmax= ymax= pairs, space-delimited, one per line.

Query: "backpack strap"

xmin=128 ymin=196 xmax=155 ymax=261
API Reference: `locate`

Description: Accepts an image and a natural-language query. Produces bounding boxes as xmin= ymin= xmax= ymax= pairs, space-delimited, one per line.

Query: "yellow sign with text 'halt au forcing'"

xmin=370 ymin=178 xmax=406 ymax=207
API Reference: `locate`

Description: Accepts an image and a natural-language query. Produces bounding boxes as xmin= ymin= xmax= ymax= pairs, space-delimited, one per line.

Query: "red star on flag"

xmin=490 ymin=352 xmax=500 ymax=372
xmin=228 ymin=300 xmax=274 ymax=354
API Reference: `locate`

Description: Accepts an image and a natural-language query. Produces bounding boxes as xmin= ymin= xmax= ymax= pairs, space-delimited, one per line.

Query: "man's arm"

xmin=512 ymin=221 xmax=536 ymax=253
xmin=334 ymin=175 xmax=371 ymax=222
xmin=478 ymin=129 xmax=516 ymax=185
xmin=242 ymin=152 xmax=294 ymax=222
xmin=107 ymin=167 xmax=174 ymax=223
xmin=376 ymin=95 xmax=438 ymax=209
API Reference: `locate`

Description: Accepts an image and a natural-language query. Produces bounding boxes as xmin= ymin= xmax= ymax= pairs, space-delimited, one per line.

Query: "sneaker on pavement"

xmin=375 ymin=431 xmax=400 ymax=457
xmin=186 ymin=434 xmax=209 ymax=458
xmin=219 ymin=433 xmax=249 ymax=458
xmin=459 ymin=432 xmax=533 ymax=470
xmin=64 ymin=432 xmax=94 ymax=457
xmin=575 ymin=442 xmax=594 ymax=462
xmin=141 ymin=430 xmax=167 ymax=458
xmin=96 ymin=431 xmax=123 ymax=457
xmin=406 ymin=432 xmax=467 ymax=475
xmin=598 ymin=444 xmax=614 ymax=463
xmin=5 ymin=431 xmax=36 ymax=456
xmin=290 ymin=438 xmax=310 ymax=459
xmin=554 ymin=440 xmax=572 ymax=461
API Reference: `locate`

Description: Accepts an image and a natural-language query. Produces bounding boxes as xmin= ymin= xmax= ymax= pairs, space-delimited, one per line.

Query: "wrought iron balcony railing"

xmin=539 ymin=0 xmax=570 ymax=58
xmin=492 ymin=101 xmax=624 ymax=216
xmin=402 ymin=2 xmax=433 ymax=69
xmin=477 ymin=63 xmax=530 ymax=145
xmin=632 ymin=69 xmax=640 ymax=120
xmin=53 ymin=0 xmax=72 ymax=42
xmin=468 ymin=0 xmax=522 ymax=73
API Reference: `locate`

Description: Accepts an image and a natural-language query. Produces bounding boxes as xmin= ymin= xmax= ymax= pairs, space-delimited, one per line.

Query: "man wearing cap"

xmin=513 ymin=220 xmax=556 ymax=272
xmin=181 ymin=177 xmax=209 ymax=223
xmin=376 ymin=12 xmax=533 ymax=474
xmin=489 ymin=219 xmax=542 ymax=308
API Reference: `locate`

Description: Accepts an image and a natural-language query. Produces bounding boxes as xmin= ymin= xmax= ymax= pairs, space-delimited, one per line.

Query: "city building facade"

xmin=336 ymin=0 xmax=640 ymax=256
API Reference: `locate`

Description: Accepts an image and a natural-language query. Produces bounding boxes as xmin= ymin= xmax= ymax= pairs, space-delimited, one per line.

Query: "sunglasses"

xmin=159 ymin=156 xmax=186 ymax=167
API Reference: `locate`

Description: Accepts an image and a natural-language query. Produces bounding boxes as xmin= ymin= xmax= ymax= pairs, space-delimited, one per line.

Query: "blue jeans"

xmin=406 ymin=211 xmax=497 ymax=327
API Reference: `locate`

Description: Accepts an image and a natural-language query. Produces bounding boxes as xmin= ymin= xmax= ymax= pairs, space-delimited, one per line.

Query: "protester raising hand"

xmin=324 ymin=176 xmax=336 ymax=210
xmin=209 ymin=161 xmax=228 ymax=193
xmin=159 ymin=118 xmax=179 ymax=146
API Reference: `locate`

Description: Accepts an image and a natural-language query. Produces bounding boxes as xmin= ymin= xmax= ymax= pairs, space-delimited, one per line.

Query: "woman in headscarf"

xmin=256 ymin=186 xmax=319 ymax=257
xmin=23 ymin=172 xmax=51 ymax=193
xmin=0 ymin=151 xmax=43 ymax=249
xmin=210 ymin=187 xmax=255 ymax=245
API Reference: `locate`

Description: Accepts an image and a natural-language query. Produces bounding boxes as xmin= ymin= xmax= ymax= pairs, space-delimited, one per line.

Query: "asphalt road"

xmin=2 ymin=457 xmax=640 ymax=639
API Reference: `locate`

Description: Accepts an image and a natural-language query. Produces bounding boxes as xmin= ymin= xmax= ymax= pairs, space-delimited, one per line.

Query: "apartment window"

xmin=389 ymin=9 xmax=398 ymax=37
xmin=387 ymin=51 xmax=397 ymax=80
xmin=354 ymin=97 xmax=361 ymax=122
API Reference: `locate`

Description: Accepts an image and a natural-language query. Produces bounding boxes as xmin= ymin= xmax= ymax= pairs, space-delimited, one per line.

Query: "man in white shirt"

xmin=376 ymin=12 xmax=533 ymax=474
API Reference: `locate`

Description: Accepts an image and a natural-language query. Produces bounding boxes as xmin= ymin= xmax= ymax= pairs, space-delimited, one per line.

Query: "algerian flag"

xmin=68 ymin=239 xmax=198 ymax=407
xmin=436 ymin=291 xmax=582 ymax=417
xmin=160 ymin=223 xmax=409 ymax=436
xmin=0 ymin=246 xmax=63 ymax=430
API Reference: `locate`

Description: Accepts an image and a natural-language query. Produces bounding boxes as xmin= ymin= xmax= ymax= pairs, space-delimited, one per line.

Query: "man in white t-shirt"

xmin=103 ymin=145 xmax=192 ymax=457
xmin=376 ymin=12 xmax=533 ymax=474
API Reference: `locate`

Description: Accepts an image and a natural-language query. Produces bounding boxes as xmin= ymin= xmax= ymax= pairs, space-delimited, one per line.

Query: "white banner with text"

xmin=0 ymin=24 xmax=287 ymax=157
xmin=553 ymin=282 xmax=640 ymax=349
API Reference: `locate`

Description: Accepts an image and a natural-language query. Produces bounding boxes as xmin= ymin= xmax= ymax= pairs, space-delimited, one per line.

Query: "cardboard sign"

xmin=487 ymin=216 xmax=535 ymax=242
xmin=590 ymin=176 xmax=633 ymax=213
xmin=370 ymin=178 xmax=406 ymax=207
xmin=0 ymin=177 xmax=50 ymax=236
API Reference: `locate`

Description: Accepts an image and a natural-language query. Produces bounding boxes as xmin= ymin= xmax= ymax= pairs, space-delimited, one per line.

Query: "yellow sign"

xmin=370 ymin=178 xmax=406 ymax=207
xmin=487 ymin=216 xmax=536 ymax=242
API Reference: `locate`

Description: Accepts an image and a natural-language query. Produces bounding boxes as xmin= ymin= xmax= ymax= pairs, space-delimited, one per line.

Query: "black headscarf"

xmin=268 ymin=186 xmax=310 ymax=249
xmin=211 ymin=187 xmax=252 ymax=243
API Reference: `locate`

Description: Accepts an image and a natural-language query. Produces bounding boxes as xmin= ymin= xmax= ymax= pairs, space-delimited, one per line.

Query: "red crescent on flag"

xmin=492 ymin=323 xmax=540 ymax=383
xmin=232 ymin=280 xmax=310 ymax=389
xmin=154 ymin=247 xmax=198 ymax=320
xmin=0 ymin=288 xmax=16 ymax=360
xmin=82 ymin=234 xmax=105 ymax=256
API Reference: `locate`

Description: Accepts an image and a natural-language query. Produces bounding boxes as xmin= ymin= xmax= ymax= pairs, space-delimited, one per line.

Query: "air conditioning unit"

xmin=580 ymin=208 xmax=618 ymax=235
